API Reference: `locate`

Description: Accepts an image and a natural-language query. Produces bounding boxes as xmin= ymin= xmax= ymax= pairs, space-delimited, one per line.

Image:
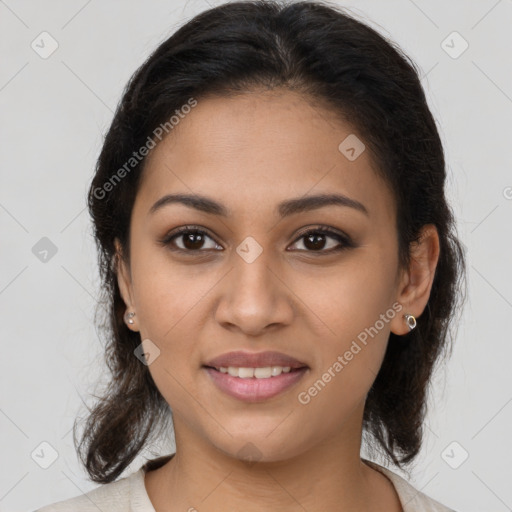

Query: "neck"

xmin=144 ymin=404 xmax=400 ymax=512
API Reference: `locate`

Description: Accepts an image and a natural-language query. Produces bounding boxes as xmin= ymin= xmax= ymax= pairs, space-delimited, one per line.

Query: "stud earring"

xmin=124 ymin=311 xmax=135 ymax=325
xmin=403 ymin=313 xmax=416 ymax=331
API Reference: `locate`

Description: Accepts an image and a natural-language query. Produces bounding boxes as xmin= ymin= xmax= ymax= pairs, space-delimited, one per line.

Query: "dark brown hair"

xmin=77 ymin=0 xmax=467 ymax=483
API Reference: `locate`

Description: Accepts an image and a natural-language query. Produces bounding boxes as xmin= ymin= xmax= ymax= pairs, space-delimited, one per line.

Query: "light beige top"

xmin=35 ymin=455 xmax=457 ymax=512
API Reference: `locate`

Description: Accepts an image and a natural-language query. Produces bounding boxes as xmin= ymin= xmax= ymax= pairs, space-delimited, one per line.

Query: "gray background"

xmin=1 ymin=0 xmax=511 ymax=511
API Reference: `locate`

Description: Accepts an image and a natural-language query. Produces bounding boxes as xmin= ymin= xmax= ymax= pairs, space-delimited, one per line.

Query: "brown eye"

xmin=180 ymin=231 xmax=208 ymax=250
xmin=302 ymin=232 xmax=330 ymax=251
xmin=161 ymin=226 xmax=222 ymax=253
xmin=289 ymin=226 xmax=354 ymax=254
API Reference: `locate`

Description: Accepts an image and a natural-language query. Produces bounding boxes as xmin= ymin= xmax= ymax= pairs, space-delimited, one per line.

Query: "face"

xmin=116 ymin=89 xmax=411 ymax=463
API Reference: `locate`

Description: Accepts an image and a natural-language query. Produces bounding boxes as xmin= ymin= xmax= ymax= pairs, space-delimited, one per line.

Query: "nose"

xmin=214 ymin=250 xmax=294 ymax=337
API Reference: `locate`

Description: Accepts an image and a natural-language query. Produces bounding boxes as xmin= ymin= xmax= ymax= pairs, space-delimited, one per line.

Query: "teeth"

xmin=254 ymin=367 xmax=272 ymax=378
xmin=218 ymin=366 xmax=293 ymax=378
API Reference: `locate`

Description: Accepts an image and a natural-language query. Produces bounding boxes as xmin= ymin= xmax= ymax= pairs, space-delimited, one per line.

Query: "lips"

xmin=204 ymin=366 xmax=308 ymax=402
xmin=203 ymin=350 xmax=308 ymax=370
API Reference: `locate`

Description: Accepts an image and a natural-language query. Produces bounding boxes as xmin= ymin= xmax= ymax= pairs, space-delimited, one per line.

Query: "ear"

xmin=114 ymin=238 xmax=138 ymax=331
xmin=390 ymin=224 xmax=440 ymax=335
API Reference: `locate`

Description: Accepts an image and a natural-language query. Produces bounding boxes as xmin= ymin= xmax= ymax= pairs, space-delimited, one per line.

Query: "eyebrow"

xmin=149 ymin=192 xmax=369 ymax=218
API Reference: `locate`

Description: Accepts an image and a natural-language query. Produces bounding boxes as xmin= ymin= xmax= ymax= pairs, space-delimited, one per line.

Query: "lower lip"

xmin=203 ymin=367 xmax=308 ymax=403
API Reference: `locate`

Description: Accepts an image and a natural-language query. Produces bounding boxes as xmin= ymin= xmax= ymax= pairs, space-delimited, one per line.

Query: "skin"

xmin=115 ymin=89 xmax=440 ymax=512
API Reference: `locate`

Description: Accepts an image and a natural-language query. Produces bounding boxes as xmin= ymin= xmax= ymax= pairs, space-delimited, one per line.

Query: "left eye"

xmin=161 ymin=226 xmax=353 ymax=254
xmin=289 ymin=228 xmax=351 ymax=253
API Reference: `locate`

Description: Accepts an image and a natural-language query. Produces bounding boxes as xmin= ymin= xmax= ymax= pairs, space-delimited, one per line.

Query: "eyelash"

xmin=159 ymin=224 xmax=355 ymax=256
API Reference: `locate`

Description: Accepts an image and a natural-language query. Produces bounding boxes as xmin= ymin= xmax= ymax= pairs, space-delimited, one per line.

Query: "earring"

xmin=403 ymin=313 xmax=416 ymax=331
xmin=124 ymin=311 xmax=135 ymax=325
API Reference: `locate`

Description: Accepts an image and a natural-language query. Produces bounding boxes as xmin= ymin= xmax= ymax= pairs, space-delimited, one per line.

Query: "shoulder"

xmin=363 ymin=459 xmax=458 ymax=512
xmin=34 ymin=470 xmax=136 ymax=512
xmin=35 ymin=455 xmax=171 ymax=512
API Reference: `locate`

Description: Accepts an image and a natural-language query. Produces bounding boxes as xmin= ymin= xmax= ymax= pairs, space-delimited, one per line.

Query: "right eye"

xmin=160 ymin=226 xmax=223 ymax=253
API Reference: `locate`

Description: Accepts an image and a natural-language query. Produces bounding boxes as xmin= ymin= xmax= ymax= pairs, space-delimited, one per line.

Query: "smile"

xmin=203 ymin=366 xmax=308 ymax=402
xmin=213 ymin=365 xmax=293 ymax=378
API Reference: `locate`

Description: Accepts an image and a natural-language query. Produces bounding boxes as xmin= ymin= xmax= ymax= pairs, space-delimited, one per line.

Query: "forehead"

xmin=136 ymin=90 xmax=395 ymax=223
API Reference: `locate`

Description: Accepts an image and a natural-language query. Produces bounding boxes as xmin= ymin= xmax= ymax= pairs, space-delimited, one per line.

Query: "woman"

xmin=36 ymin=0 xmax=466 ymax=510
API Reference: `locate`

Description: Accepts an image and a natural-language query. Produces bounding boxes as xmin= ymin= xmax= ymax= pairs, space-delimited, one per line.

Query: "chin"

xmin=210 ymin=433 xmax=306 ymax=465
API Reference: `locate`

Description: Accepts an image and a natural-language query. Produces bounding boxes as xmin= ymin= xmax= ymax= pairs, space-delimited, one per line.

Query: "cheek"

xmin=293 ymin=251 xmax=396 ymax=344
xmin=130 ymin=242 xmax=211 ymax=342
xmin=293 ymin=296 xmax=391 ymax=439
xmin=127 ymin=248 xmax=215 ymax=407
xmin=290 ymin=255 xmax=396 ymax=401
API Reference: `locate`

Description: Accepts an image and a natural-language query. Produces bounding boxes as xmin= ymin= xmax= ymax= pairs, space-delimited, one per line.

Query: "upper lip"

xmin=204 ymin=350 xmax=308 ymax=369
